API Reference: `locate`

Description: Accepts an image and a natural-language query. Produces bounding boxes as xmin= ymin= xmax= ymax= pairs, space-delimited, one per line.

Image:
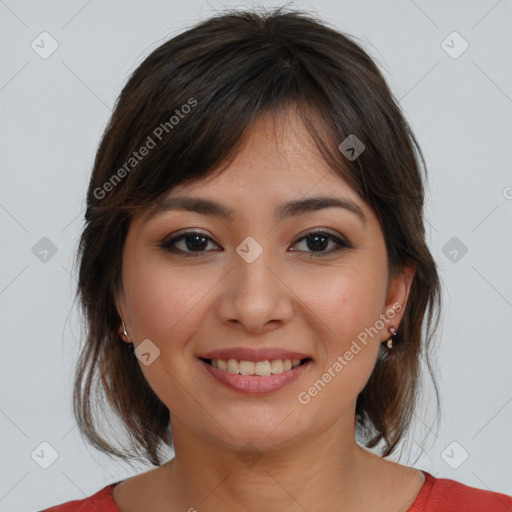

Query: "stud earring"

xmin=387 ymin=327 xmax=397 ymax=349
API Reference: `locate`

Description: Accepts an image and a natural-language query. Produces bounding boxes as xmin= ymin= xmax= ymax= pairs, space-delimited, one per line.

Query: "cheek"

xmin=122 ymin=256 xmax=214 ymax=347
xmin=294 ymin=261 xmax=388 ymax=339
xmin=290 ymin=258 xmax=386 ymax=398
xmin=121 ymin=258 xmax=213 ymax=408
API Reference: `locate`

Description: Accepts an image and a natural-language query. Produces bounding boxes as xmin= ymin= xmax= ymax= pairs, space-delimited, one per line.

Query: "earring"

xmin=121 ymin=318 xmax=135 ymax=353
xmin=386 ymin=327 xmax=397 ymax=349
xmin=121 ymin=318 xmax=130 ymax=341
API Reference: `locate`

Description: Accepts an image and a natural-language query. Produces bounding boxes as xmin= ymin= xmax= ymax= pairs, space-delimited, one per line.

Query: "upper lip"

xmin=197 ymin=347 xmax=312 ymax=362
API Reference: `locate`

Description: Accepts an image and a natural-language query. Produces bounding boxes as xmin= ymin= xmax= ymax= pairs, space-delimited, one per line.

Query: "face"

xmin=116 ymin=110 xmax=414 ymax=452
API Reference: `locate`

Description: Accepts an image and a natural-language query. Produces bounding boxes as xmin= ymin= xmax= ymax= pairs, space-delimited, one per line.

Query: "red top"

xmin=41 ymin=470 xmax=512 ymax=511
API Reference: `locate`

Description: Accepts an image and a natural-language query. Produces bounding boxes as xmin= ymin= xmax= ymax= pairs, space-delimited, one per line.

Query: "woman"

xmin=42 ymin=7 xmax=512 ymax=512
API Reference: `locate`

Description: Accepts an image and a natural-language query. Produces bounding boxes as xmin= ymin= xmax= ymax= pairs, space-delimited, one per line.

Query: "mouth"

xmin=197 ymin=355 xmax=313 ymax=394
xmin=198 ymin=357 xmax=313 ymax=376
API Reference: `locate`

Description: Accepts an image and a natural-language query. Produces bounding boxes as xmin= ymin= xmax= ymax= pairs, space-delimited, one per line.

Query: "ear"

xmin=114 ymin=288 xmax=131 ymax=343
xmin=380 ymin=265 xmax=415 ymax=342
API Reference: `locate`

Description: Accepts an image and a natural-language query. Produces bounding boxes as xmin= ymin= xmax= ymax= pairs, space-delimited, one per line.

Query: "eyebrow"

xmin=145 ymin=195 xmax=367 ymax=225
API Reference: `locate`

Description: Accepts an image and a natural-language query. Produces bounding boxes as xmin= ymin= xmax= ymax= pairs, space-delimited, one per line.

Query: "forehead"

xmin=172 ymin=110 xmax=356 ymax=198
xmin=135 ymin=108 xmax=374 ymax=229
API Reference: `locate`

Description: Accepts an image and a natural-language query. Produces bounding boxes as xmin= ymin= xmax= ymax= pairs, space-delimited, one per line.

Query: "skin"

xmin=113 ymin=109 xmax=423 ymax=512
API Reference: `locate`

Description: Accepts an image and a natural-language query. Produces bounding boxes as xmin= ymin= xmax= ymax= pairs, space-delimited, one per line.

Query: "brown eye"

xmin=290 ymin=230 xmax=352 ymax=257
xmin=158 ymin=229 xmax=352 ymax=258
xmin=159 ymin=231 xmax=220 ymax=257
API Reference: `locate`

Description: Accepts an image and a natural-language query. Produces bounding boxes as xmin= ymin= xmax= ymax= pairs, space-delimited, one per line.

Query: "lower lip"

xmin=199 ymin=359 xmax=312 ymax=394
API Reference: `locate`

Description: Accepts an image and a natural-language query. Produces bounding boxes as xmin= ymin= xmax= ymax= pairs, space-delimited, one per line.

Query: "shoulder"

xmin=413 ymin=471 xmax=512 ymax=512
xmin=39 ymin=483 xmax=120 ymax=512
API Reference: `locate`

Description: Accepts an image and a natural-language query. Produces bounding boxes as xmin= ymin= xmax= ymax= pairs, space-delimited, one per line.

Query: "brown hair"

xmin=72 ymin=6 xmax=442 ymax=467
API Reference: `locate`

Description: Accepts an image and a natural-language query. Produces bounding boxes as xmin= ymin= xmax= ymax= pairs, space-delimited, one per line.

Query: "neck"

xmin=160 ymin=411 xmax=378 ymax=512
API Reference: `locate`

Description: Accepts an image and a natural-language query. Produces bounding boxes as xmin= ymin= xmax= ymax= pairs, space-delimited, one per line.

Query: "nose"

xmin=217 ymin=245 xmax=294 ymax=333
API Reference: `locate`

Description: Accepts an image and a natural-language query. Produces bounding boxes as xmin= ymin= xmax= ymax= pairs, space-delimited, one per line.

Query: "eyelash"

xmin=158 ymin=229 xmax=353 ymax=258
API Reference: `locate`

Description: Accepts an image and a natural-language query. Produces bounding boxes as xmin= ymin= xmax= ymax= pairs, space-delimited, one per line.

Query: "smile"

xmin=198 ymin=357 xmax=313 ymax=394
xmin=201 ymin=357 xmax=312 ymax=376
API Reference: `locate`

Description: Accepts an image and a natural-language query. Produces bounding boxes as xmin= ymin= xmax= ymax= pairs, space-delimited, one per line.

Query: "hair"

xmin=72 ymin=5 xmax=442 ymax=467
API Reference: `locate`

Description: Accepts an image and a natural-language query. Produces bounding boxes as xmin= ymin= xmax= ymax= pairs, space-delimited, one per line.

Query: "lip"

xmin=198 ymin=358 xmax=313 ymax=394
xmin=197 ymin=347 xmax=312 ymax=362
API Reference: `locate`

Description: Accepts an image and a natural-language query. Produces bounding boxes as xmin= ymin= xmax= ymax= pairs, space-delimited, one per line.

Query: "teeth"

xmin=208 ymin=358 xmax=303 ymax=376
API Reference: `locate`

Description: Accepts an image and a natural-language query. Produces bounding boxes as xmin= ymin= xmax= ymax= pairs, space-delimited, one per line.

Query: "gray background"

xmin=1 ymin=0 xmax=511 ymax=510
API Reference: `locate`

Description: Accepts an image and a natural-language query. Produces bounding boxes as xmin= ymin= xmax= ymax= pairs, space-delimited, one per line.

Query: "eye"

xmin=290 ymin=230 xmax=352 ymax=257
xmin=158 ymin=230 xmax=219 ymax=257
xmin=158 ymin=229 xmax=352 ymax=258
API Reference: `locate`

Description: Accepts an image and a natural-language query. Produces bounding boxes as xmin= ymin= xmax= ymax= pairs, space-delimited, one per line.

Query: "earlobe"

xmin=383 ymin=265 xmax=416 ymax=335
xmin=114 ymin=291 xmax=131 ymax=343
xmin=117 ymin=315 xmax=131 ymax=343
